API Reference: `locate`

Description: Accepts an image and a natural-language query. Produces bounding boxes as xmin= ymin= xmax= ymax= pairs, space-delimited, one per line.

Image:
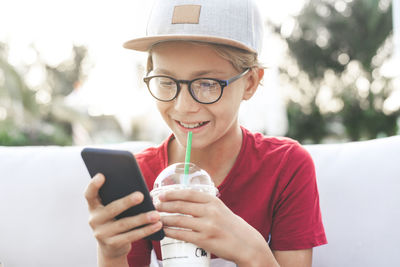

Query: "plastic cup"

xmin=151 ymin=163 xmax=218 ymax=267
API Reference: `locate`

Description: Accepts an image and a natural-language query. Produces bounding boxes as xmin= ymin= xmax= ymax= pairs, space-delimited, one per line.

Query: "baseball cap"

xmin=123 ymin=0 xmax=264 ymax=55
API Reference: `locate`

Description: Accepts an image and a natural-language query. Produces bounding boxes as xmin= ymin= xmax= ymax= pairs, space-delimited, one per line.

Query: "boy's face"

xmin=150 ymin=41 xmax=254 ymax=149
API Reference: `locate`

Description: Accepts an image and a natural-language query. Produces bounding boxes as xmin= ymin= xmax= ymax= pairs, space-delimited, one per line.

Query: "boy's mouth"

xmin=178 ymin=121 xmax=209 ymax=129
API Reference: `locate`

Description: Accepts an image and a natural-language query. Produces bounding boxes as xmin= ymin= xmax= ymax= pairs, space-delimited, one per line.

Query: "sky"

xmin=0 ymin=0 xmax=306 ymax=137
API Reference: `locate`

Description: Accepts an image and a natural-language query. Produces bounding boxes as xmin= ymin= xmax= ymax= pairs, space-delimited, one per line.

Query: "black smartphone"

xmin=81 ymin=147 xmax=164 ymax=241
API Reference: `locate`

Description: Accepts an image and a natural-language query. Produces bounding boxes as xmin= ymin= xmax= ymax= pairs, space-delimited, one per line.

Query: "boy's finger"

xmin=104 ymin=191 xmax=144 ymax=219
xmin=107 ymin=210 xmax=161 ymax=236
xmin=84 ymin=173 xmax=105 ymax=210
xmin=109 ymin=221 xmax=163 ymax=245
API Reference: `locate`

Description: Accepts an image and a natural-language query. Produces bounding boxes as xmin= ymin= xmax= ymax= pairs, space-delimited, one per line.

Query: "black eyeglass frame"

xmin=143 ymin=68 xmax=250 ymax=104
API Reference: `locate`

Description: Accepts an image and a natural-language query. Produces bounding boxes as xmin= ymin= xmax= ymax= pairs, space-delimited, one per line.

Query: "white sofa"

xmin=1 ymin=136 xmax=399 ymax=267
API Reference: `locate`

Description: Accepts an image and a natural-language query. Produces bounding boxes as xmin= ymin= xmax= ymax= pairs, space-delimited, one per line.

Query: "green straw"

xmin=184 ymin=131 xmax=193 ymax=184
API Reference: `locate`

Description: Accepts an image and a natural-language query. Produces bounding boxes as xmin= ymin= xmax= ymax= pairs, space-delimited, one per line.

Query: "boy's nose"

xmin=174 ymin=84 xmax=200 ymax=112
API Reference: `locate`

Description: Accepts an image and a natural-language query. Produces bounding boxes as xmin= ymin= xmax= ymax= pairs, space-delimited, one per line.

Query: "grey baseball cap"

xmin=123 ymin=0 xmax=264 ymax=55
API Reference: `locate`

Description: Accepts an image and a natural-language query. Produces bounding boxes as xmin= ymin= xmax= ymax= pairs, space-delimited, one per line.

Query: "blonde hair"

xmin=146 ymin=41 xmax=264 ymax=75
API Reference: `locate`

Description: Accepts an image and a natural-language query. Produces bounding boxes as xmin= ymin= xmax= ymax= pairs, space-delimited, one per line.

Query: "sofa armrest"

xmin=305 ymin=136 xmax=400 ymax=267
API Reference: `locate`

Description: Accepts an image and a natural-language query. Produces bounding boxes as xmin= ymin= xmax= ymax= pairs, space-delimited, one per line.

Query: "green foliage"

xmin=338 ymin=77 xmax=399 ymax=140
xmin=286 ymin=100 xmax=330 ymax=143
xmin=286 ymin=0 xmax=392 ymax=78
xmin=0 ymin=119 xmax=72 ymax=146
xmin=275 ymin=0 xmax=399 ymax=143
xmin=0 ymin=43 xmax=89 ymax=146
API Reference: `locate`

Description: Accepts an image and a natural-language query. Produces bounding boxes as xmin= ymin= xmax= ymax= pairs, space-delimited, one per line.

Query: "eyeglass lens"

xmin=148 ymin=77 xmax=222 ymax=103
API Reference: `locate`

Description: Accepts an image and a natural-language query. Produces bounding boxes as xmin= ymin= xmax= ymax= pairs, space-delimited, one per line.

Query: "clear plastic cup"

xmin=151 ymin=163 xmax=218 ymax=267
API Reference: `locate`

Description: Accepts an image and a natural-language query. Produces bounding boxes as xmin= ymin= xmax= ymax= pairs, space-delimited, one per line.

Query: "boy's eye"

xmin=160 ymin=81 xmax=173 ymax=86
xmin=195 ymin=79 xmax=218 ymax=89
xmin=201 ymin=82 xmax=216 ymax=87
xmin=158 ymin=78 xmax=175 ymax=87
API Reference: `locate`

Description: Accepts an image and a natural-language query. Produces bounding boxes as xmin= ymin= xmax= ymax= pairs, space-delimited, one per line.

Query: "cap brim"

xmin=123 ymin=35 xmax=257 ymax=54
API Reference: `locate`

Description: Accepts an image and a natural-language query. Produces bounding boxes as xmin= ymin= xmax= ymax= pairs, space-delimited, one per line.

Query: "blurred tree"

xmin=287 ymin=0 xmax=393 ymax=78
xmin=275 ymin=0 xmax=400 ymax=143
xmin=0 ymin=43 xmax=90 ymax=145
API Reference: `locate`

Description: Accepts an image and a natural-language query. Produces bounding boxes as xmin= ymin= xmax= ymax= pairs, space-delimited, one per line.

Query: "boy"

xmin=84 ymin=0 xmax=327 ymax=266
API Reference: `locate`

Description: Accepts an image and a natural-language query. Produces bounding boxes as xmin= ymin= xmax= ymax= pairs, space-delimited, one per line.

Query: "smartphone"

xmin=81 ymin=147 xmax=164 ymax=241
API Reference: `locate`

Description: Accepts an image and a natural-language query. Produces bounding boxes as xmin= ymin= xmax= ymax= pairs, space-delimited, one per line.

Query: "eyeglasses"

xmin=143 ymin=68 xmax=250 ymax=104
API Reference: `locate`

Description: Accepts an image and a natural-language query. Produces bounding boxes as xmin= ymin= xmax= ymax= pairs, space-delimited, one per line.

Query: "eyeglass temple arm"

xmin=226 ymin=68 xmax=250 ymax=85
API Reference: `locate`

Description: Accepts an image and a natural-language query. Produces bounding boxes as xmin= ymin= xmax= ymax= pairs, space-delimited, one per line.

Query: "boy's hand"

xmin=155 ymin=189 xmax=272 ymax=266
xmin=84 ymin=173 xmax=162 ymax=260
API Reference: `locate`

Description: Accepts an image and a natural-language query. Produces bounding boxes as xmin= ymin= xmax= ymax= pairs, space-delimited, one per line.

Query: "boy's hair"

xmin=146 ymin=41 xmax=264 ymax=75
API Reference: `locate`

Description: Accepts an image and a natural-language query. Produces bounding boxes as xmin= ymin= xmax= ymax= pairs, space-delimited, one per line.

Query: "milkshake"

xmin=151 ymin=163 xmax=218 ymax=267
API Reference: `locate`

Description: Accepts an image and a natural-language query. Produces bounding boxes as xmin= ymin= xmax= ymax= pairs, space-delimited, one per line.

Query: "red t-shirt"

xmin=127 ymin=127 xmax=327 ymax=266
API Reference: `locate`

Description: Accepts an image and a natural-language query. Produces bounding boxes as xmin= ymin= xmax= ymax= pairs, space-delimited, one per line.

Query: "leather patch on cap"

xmin=172 ymin=5 xmax=201 ymax=24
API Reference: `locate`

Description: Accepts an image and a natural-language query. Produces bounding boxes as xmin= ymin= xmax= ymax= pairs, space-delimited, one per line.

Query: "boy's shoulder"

xmin=135 ymin=144 xmax=163 ymax=161
xmin=242 ymin=127 xmax=310 ymax=161
xmin=134 ymin=134 xmax=172 ymax=163
xmin=134 ymin=140 xmax=169 ymax=184
xmin=243 ymin=127 xmax=301 ymax=149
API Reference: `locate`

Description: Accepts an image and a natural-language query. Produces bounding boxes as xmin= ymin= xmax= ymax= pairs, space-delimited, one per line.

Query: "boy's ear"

xmin=242 ymin=68 xmax=264 ymax=100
